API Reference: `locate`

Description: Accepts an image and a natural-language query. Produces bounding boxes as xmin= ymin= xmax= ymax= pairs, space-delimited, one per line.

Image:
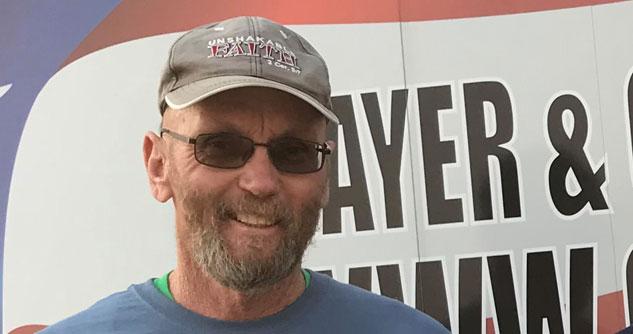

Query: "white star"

xmin=0 ymin=83 xmax=12 ymax=99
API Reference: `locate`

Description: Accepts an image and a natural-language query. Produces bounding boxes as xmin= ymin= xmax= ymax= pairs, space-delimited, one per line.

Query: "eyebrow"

xmin=276 ymin=128 xmax=315 ymax=140
xmin=200 ymin=121 xmax=319 ymax=141
xmin=202 ymin=122 xmax=241 ymax=134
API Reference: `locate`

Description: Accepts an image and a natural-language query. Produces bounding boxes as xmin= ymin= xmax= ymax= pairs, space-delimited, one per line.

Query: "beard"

xmin=179 ymin=185 xmax=326 ymax=295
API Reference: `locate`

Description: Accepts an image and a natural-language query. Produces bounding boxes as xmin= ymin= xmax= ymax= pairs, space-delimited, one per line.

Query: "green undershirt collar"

xmin=154 ymin=271 xmax=174 ymax=300
xmin=153 ymin=269 xmax=311 ymax=301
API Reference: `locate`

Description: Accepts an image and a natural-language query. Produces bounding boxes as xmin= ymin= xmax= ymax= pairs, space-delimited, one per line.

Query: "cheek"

xmin=194 ymin=168 xmax=235 ymax=186
xmin=171 ymin=164 xmax=239 ymax=204
xmin=281 ymin=173 xmax=328 ymax=208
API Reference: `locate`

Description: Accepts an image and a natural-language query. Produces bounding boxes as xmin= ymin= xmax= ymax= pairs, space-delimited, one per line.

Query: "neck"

xmin=169 ymin=250 xmax=305 ymax=321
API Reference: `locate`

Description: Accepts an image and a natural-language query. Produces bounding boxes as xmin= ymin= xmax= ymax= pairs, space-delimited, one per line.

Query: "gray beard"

xmin=183 ymin=192 xmax=322 ymax=295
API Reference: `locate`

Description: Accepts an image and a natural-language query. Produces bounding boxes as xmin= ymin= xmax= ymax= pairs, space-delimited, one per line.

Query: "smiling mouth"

xmin=231 ymin=213 xmax=280 ymax=229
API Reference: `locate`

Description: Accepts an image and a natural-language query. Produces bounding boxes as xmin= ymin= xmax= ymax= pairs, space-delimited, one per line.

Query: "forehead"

xmin=165 ymin=87 xmax=326 ymax=137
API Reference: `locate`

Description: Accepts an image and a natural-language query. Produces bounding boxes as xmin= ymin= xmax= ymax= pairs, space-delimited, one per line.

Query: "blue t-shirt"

xmin=40 ymin=271 xmax=449 ymax=333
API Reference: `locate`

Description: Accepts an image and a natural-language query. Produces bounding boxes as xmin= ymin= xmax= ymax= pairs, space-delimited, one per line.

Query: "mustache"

xmin=217 ymin=196 xmax=294 ymax=227
xmin=184 ymin=192 xmax=295 ymax=228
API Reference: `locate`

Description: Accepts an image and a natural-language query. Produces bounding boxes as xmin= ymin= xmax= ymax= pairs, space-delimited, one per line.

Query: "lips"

xmin=232 ymin=213 xmax=279 ymax=228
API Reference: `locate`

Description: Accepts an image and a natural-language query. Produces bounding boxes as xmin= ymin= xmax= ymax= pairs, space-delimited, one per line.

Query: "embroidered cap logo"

xmin=207 ymin=35 xmax=300 ymax=74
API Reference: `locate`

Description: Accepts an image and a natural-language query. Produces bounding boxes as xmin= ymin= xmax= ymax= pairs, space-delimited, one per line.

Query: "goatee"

xmin=182 ymin=191 xmax=322 ymax=295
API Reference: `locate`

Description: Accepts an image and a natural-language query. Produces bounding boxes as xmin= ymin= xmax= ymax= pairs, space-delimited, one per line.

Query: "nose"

xmin=237 ymin=146 xmax=281 ymax=198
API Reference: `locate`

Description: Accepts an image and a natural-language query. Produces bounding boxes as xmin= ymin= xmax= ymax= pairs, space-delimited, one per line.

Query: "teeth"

xmin=235 ymin=213 xmax=275 ymax=227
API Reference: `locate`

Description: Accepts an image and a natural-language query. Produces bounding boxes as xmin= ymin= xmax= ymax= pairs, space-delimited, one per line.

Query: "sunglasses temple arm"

xmin=161 ymin=128 xmax=197 ymax=144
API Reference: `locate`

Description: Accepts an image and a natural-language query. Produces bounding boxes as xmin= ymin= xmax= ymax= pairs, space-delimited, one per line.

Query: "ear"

xmin=143 ymin=132 xmax=173 ymax=202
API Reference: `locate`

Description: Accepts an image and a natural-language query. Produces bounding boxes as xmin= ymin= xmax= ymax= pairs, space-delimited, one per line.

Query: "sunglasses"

xmin=160 ymin=128 xmax=331 ymax=174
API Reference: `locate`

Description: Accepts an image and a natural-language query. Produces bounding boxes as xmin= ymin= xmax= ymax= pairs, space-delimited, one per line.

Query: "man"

xmin=41 ymin=16 xmax=449 ymax=333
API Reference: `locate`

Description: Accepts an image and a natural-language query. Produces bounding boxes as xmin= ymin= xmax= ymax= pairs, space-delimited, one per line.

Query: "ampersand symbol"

xmin=547 ymin=94 xmax=608 ymax=216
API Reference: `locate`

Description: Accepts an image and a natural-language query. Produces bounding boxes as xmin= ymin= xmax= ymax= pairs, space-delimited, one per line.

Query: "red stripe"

xmin=400 ymin=0 xmax=624 ymax=21
xmin=62 ymin=0 xmax=625 ymax=68
xmin=599 ymin=291 xmax=626 ymax=333
xmin=8 ymin=325 xmax=47 ymax=334
xmin=484 ymin=291 xmax=626 ymax=333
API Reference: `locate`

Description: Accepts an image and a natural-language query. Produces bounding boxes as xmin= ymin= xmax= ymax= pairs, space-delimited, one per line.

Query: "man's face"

xmin=161 ymin=87 xmax=331 ymax=293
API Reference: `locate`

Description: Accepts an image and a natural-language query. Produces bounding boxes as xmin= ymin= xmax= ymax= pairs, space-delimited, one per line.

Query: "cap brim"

xmin=164 ymin=76 xmax=339 ymax=124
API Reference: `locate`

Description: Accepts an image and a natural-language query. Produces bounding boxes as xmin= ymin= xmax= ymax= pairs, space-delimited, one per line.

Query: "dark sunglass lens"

xmin=270 ymin=138 xmax=321 ymax=173
xmin=195 ymin=134 xmax=253 ymax=168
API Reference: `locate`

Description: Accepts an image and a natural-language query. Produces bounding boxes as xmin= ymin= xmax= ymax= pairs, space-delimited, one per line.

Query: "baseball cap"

xmin=158 ymin=16 xmax=339 ymax=124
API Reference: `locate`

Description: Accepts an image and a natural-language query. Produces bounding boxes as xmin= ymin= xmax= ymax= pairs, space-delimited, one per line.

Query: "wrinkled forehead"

xmin=163 ymin=87 xmax=328 ymax=138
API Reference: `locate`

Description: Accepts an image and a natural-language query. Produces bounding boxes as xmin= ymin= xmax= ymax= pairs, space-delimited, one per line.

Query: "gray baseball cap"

xmin=158 ymin=16 xmax=339 ymax=124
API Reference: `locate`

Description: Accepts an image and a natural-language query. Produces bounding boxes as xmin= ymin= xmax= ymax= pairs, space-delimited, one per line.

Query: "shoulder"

xmin=309 ymin=272 xmax=449 ymax=333
xmin=38 ymin=280 xmax=158 ymax=334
